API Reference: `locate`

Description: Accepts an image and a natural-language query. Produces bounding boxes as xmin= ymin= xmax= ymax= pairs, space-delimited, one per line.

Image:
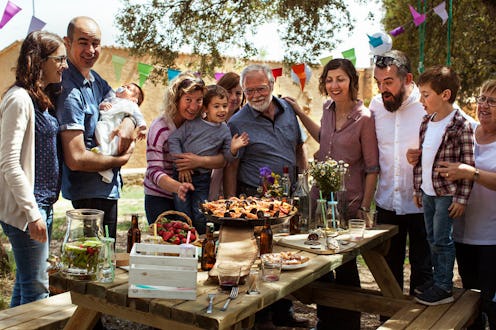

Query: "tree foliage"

xmin=115 ymin=0 xmax=366 ymax=83
xmin=382 ymin=0 xmax=496 ymax=105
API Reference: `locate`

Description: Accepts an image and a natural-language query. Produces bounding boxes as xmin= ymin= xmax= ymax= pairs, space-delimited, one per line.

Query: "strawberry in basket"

xmin=154 ymin=217 xmax=197 ymax=245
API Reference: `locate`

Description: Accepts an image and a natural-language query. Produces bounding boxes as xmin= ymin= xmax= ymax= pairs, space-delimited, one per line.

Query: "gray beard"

xmin=249 ymin=95 xmax=273 ymax=112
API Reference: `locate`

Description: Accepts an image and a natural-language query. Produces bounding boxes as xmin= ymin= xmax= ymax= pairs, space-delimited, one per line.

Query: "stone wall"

xmin=0 ymin=42 xmax=375 ymax=169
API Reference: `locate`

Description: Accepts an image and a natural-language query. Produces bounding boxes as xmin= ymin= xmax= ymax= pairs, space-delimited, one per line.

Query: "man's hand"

xmin=28 ymin=219 xmax=47 ymax=243
xmin=406 ymin=148 xmax=421 ymax=166
xmin=413 ymin=195 xmax=422 ymax=208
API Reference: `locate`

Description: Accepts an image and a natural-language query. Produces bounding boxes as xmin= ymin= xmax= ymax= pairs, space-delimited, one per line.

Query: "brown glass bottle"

xmin=127 ymin=214 xmax=141 ymax=253
xmin=259 ymin=217 xmax=273 ymax=255
xmin=290 ymin=197 xmax=301 ymax=235
xmin=201 ymin=222 xmax=216 ymax=271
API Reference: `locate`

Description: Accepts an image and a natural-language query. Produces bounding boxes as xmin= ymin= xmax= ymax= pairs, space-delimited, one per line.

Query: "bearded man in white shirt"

xmin=369 ymin=50 xmax=433 ymax=296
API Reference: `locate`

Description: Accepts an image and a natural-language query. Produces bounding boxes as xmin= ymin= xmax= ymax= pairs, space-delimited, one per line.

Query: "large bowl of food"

xmin=201 ymin=196 xmax=296 ymax=226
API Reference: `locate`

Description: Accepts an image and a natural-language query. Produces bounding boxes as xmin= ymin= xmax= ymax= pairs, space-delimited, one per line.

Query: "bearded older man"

xmin=224 ymin=64 xmax=308 ymax=328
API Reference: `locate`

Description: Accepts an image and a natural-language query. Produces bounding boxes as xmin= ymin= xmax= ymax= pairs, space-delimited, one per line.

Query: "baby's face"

xmin=116 ymin=84 xmax=141 ymax=104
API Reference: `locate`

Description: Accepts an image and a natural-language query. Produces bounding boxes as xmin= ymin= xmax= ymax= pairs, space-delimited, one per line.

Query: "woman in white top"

xmin=0 ymin=31 xmax=67 ymax=306
xmin=436 ymin=79 xmax=496 ymax=329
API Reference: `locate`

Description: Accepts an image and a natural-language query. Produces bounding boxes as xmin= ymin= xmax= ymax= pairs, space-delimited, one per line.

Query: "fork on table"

xmin=221 ymin=286 xmax=239 ymax=311
xmin=206 ymin=293 xmax=216 ymax=314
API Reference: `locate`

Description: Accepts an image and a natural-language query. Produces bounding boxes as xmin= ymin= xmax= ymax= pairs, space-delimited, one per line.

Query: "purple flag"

xmin=0 ymin=1 xmax=22 ymax=29
xmin=27 ymin=16 xmax=46 ymax=34
xmin=214 ymin=72 xmax=224 ymax=81
xmin=389 ymin=26 xmax=405 ymax=37
xmin=409 ymin=4 xmax=426 ymax=26
xmin=433 ymin=1 xmax=448 ymax=24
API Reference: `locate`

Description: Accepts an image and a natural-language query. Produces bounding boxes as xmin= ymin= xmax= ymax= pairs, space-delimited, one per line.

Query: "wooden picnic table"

xmin=50 ymin=224 xmax=402 ymax=330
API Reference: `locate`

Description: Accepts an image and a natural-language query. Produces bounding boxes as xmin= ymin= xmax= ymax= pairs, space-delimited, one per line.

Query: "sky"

xmin=0 ymin=0 xmax=384 ymax=68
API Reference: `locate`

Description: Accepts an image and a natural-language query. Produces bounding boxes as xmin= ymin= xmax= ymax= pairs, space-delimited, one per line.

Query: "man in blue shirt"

xmin=57 ymin=16 xmax=135 ymax=239
xmin=224 ymin=64 xmax=308 ymax=328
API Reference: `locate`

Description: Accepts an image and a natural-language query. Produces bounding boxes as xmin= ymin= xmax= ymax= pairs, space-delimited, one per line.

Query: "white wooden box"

xmin=128 ymin=243 xmax=198 ymax=300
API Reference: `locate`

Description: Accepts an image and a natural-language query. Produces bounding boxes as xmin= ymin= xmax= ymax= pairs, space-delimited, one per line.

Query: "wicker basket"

xmin=148 ymin=210 xmax=199 ymax=245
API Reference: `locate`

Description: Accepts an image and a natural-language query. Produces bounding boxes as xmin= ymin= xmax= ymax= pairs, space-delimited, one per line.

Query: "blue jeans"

xmin=173 ymin=171 xmax=210 ymax=235
xmin=144 ymin=194 xmax=175 ymax=225
xmin=0 ymin=205 xmax=53 ymax=307
xmin=422 ymin=193 xmax=455 ymax=292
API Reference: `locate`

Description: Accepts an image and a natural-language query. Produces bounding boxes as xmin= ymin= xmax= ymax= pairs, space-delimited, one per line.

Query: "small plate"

xmin=282 ymin=259 xmax=310 ymax=270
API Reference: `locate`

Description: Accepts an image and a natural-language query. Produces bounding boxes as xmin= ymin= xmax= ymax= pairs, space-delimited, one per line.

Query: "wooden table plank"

xmin=430 ymin=289 xmax=480 ymax=330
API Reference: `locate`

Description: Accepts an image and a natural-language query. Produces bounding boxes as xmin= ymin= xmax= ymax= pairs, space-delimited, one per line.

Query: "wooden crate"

xmin=128 ymin=243 xmax=198 ymax=300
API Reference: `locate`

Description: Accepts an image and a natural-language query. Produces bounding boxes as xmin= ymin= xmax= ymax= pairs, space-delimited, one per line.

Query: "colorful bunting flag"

xmin=272 ymin=68 xmax=282 ymax=81
xmin=409 ymin=4 xmax=426 ymax=26
xmin=137 ymin=62 xmax=153 ymax=87
xmin=433 ymin=1 xmax=448 ymax=24
xmin=319 ymin=55 xmax=333 ymax=66
xmin=27 ymin=16 xmax=45 ymax=34
xmin=341 ymin=48 xmax=356 ymax=66
xmin=389 ymin=26 xmax=405 ymax=37
xmin=368 ymin=34 xmax=384 ymax=48
xmin=291 ymin=64 xmax=307 ymax=91
xmin=0 ymin=1 xmax=22 ymax=29
xmin=214 ymin=72 xmax=224 ymax=81
xmin=111 ymin=55 xmax=126 ymax=82
xmin=167 ymin=69 xmax=181 ymax=82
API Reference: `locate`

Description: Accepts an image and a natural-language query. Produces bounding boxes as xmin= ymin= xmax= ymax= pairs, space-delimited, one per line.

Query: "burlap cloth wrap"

xmin=208 ymin=225 xmax=258 ymax=279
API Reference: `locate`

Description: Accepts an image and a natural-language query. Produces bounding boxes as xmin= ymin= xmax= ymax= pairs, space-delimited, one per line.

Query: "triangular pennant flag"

xmin=0 ymin=1 xmax=22 ymax=29
xmin=433 ymin=1 xmax=448 ymax=24
xmin=27 ymin=16 xmax=45 ymax=34
xmin=341 ymin=48 xmax=356 ymax=66
xmin=291 ymin=63 xmax=307 ymax=91
xmin=167 ymin=69 xmax=181 ymax=82
xmin=137 ymin=62 xmax=153 ymax=87
xmin=368 ymin=34 xmax=384 ymax=48
xmin=320 ymin=55 xmax=333 ymax=66
xmin=214 ymin=72 xmax=224 ymax=81
xmin=389 ymin=26 xmax=405 ymax=37
xmin=272 ymin=68 xmax=282 ymax=81
xmin=112 ymin=55 xmax=126 ymax=82
xmin=409 ymin=4 xmax=426 ymax=26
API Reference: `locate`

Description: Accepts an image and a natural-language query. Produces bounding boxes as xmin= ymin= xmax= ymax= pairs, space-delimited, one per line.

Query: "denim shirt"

xmin=228 ymin=96 xmax=303 ymax=188
xmin=34 ymin=105 xmax=61 ymax=207
xmin=56 ymin=61 xmax=119 ymax=200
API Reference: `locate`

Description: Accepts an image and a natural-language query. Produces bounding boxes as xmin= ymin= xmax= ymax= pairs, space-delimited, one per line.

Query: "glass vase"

xmin=98 ymin=237 xmax=115 ymax=283
xmin=314 ymin=198 xmax=328 ymax=229
xmin=60 ymin=209 xmax=104 ymax=281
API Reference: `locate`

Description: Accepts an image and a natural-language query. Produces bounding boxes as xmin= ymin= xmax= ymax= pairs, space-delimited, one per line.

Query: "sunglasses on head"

xmin=374 ymin=55 xmax=406 ymax=69
xmin=179 ymin=77 xmax=205 ymax=90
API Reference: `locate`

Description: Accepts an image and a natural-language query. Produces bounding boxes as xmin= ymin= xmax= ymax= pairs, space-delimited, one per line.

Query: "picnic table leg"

xmin=63 ymin=306 xmax=101 ymax=330
xmin=362 ymin=242 xmax=405 ymax=299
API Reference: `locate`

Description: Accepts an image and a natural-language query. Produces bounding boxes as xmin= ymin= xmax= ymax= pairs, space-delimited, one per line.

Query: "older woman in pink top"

xmin=285 ymin=58 xmax=379 ymax=330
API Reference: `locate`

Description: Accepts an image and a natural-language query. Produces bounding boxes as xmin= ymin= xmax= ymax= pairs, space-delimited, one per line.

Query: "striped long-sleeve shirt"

xmin=144 ymin=116 xmax=176 ymax=199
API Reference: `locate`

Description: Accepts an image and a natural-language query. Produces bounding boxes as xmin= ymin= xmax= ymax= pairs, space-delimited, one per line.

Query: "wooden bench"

xmin=0 ymin=292 xmax=76 ymax=330
xmin=378 ymin=288 xmax=480 ymax=330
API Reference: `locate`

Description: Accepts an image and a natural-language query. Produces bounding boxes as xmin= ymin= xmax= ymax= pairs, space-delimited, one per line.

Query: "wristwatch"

xmin=473 ymin=168 xmax=480 ymax=181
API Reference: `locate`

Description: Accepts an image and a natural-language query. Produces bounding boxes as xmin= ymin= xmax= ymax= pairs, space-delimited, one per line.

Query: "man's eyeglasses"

xmin=179 ymin=77 xmax=205 ymax=90
xmin=47 ymin=55 xmax=67 ymax=64
xmin=243 ymin=85 xmax=270 ymax=96
xmin=374 ymin=55 xmax=400 ymax=68
xmin=476 ymin=95 xmax=496 ymax=108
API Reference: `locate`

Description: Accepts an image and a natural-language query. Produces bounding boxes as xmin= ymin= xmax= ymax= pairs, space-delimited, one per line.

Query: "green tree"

xmin=382 ymin=0 xmax=496 ymax=105
xmin=115 ymin=0 xmax=373 ymax=82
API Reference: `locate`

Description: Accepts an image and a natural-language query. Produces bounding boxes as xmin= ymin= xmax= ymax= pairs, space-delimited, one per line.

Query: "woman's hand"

xmin=28 ymin=219 xmax=47 ymax=243
xmin=177 ymin=182 xmax=194 ymax=202
xmin=413 ymin=195 xmax=422 ymax=208
xmin=436 ymin=161 xmax=474 ymax=181
xmin=282 ymin=96 xmax=303 ymax=116
xmin=174 ymin=153 xmax=203 ymax=171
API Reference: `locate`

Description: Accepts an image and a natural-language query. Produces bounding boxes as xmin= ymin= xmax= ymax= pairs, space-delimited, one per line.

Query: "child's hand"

xmin=99 ymin=102 xmax=112 ymax=111
xmin=413 ymin=195 xmax=422 ymax=208
xmin=448 ymin=202 xmax=465 ymax=218
xmin=231 ymin=132 xmax=249 ymax=154
xmin=178 ymin=169 xmax=193 ymax=183
xmin=136 ymin=128 xmax=147 ymax=141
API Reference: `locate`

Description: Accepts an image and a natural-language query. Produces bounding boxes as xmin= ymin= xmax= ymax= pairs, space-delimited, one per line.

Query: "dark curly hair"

xmin=12 ymin=31 xmax=64 ymax=110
